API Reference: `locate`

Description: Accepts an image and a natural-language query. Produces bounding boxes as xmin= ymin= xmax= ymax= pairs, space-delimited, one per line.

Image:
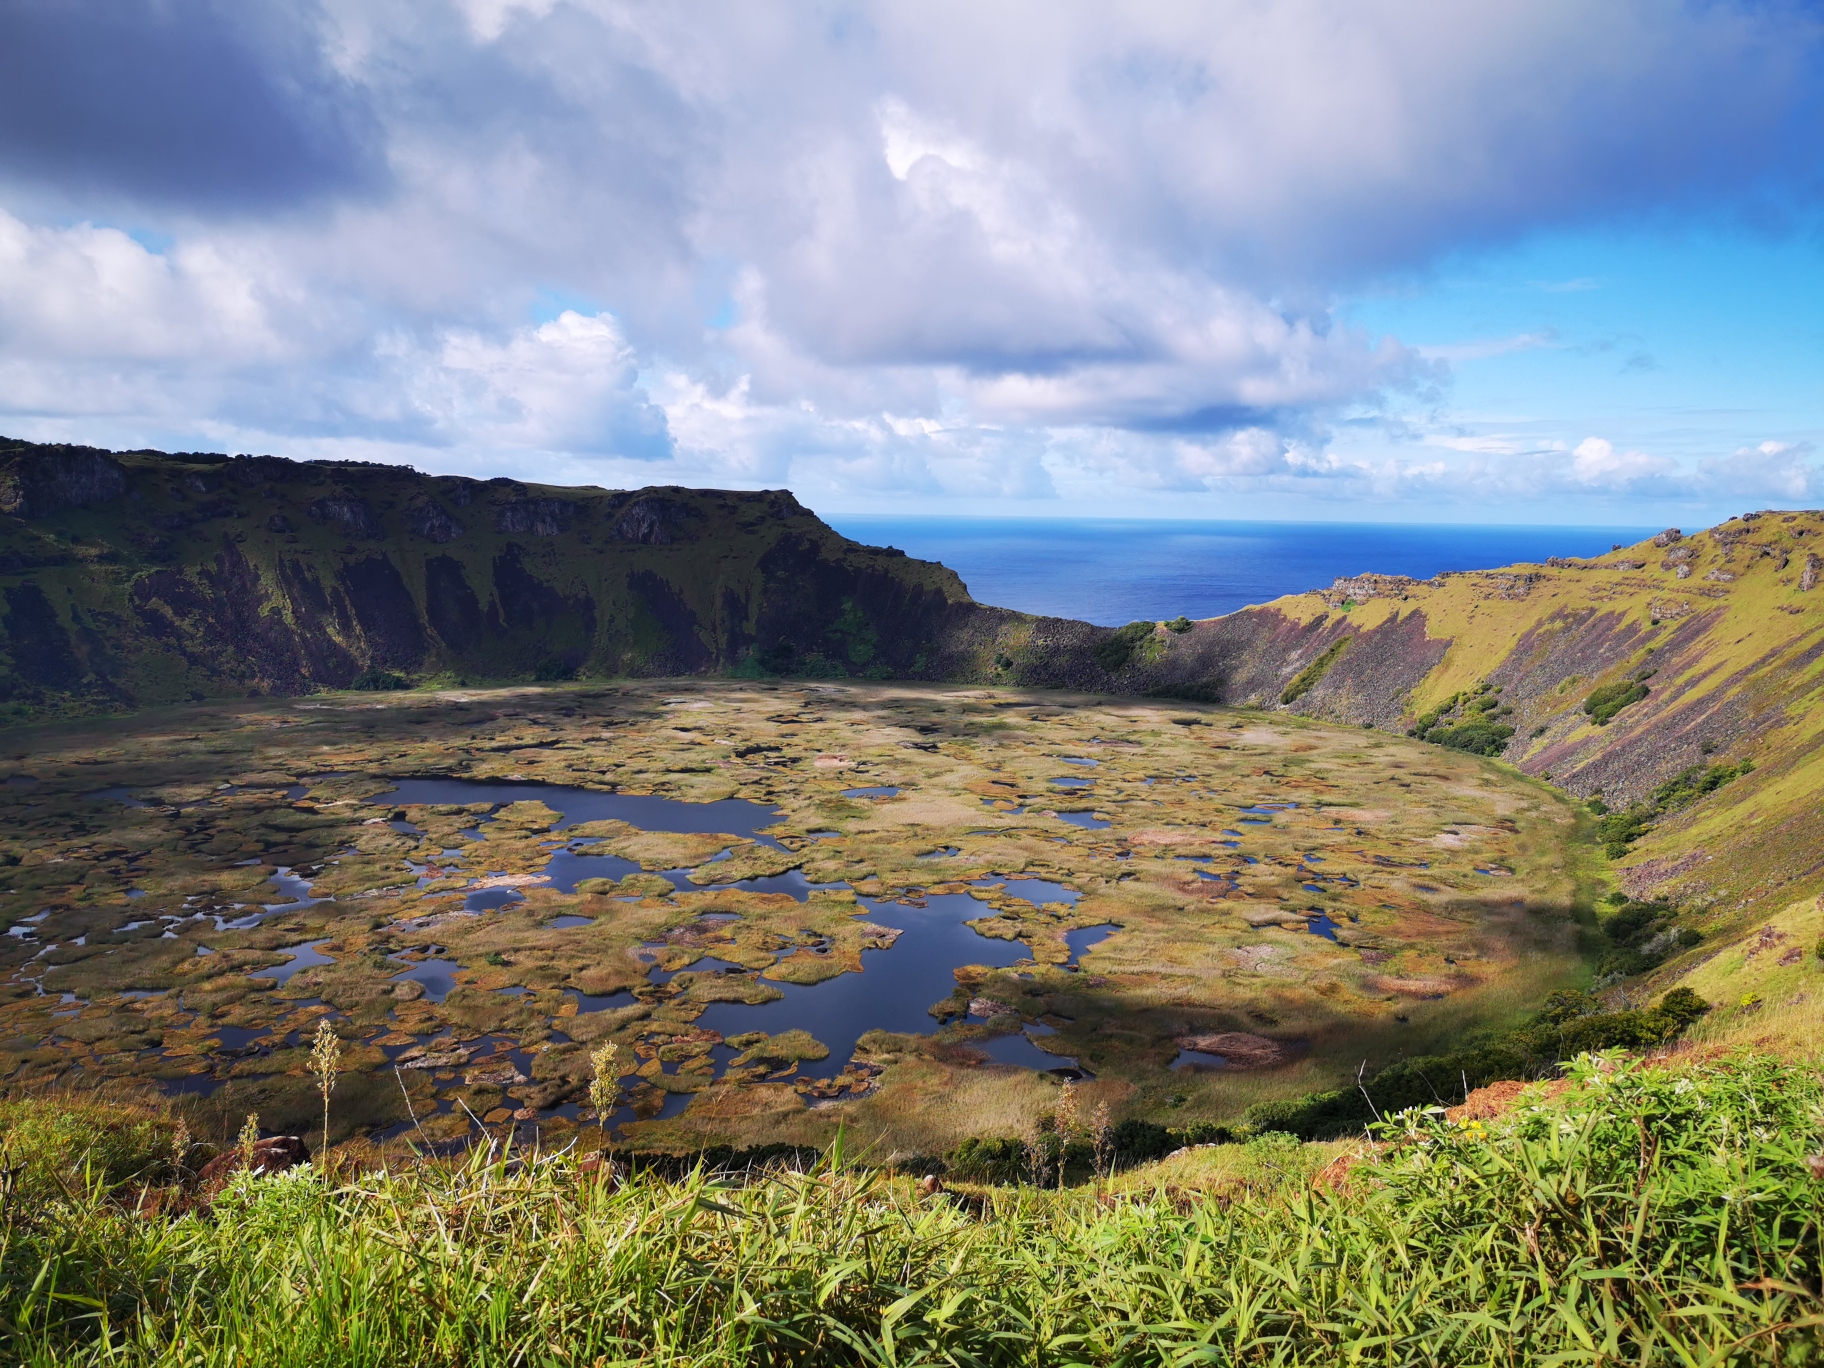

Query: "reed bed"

xmin=3 ymin=1053 xmax=1820 ymax=1366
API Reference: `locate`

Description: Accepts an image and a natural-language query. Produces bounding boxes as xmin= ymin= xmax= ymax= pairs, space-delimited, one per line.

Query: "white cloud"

xmin=399 ymin=310 xmax=671 ymax=457
xmin=1417 ymin=332 xmax=1557 ymax=364
xmin=1697 ymin=440 xmax=1817 ymax=501
xmin=0 ymin=0 xmax=1818 ymax=515
xmin=0 ymin=211 xmax=289 ymax=362
xmin=1570 ymin=436 xmax=1679 ymax=490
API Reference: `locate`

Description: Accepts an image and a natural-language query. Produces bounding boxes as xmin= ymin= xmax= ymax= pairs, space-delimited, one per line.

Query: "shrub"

xmin=1582 ymin=679 xmax=1649 ymax=725
xmin=1425 ymin=718 xmax=1515 ymax=756
xmin=533 ymin=657 xmax=576 ymax=682
xmin=1280 ymin=636 xmax=1350 ymax=704
xmin=1093 ymin=621 xmax=1156 ymax=672
xmin=1164 ymin=616 xmax=1193 ymax=634
xmin=350 ymin=669 xmax=409 ymax=691
xmin=1246 ymin=987 xmax=1711 ymax=1140
xmin=1144 ymin=681 xmax=1221 ymax=703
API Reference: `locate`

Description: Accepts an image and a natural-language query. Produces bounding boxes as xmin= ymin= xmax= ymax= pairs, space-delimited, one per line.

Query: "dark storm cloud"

xmin=0 ymin=0 xmax=383 ymax=211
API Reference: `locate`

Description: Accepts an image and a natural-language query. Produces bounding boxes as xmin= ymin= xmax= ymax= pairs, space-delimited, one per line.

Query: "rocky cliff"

xmin=0 ymin=439 xmax=981 ymax=709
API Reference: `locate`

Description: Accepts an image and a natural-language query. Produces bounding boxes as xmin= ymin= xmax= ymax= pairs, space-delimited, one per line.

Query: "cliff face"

xmin=0 ymin=439 xmax=977 ymax=708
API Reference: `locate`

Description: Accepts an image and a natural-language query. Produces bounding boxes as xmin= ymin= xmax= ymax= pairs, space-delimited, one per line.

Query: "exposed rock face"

xmin=406 ymin=500 xmax=462 ymax=543
xmin=308 ymin=496 xmax=384 ymax=538
xmin=0 ymin=438 xmax=973 ymax=708
xmin=1318 ymin=573 xmax=1420 ymax=608
xmin=1653 ymin=528 xmax=1683 ymax=547
xmin=495 ymin=498 xmax=577 ymax=536
xmin=0 ymin=446 xmax=129 ymax=517
xmin=613 ymin=498 xmax=672 ymax=544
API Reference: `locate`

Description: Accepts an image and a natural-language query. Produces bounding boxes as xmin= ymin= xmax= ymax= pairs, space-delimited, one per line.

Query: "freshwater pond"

xmin=371 ymin=778 xmax=789 ymax=846
xmin=213 ymin=777 xmax=1120 ymax=1105
xmin=692 ymin=892 xmax=1045 ymax=1079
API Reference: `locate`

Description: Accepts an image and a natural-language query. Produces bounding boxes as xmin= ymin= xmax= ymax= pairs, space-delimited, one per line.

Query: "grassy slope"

xmin=2 ymin=1051 xmax=1818 ymax=1364
xmin=1081 ymin=512 xmax=1824 ymax=1026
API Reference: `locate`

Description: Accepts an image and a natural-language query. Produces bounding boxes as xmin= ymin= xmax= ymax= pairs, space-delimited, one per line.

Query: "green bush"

xmin=1595 ymin=761 xmax=1753 ymax=859
xmin=1164 ymin=616 xmax=1193 ymax=634
xmin=1092 ymin=620 xmax=1156 ymax=672
xmin=1280 ymin=636 xmax=1350 ymax=704
xmin=1425 ymin=717 xmax=1515 ymax=756
xmin=1582 ymin=678 xmax=1649 ymax=725
xmin=349 ymin=669 xmax=409 ymax=691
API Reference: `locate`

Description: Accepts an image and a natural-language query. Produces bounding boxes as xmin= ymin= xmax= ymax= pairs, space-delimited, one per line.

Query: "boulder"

xmin=195 ymin=1135 xmax=310 ymax=1190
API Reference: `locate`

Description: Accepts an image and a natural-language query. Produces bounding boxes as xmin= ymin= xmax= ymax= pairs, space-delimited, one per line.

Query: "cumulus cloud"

xmin=398 ymin=311 xmax=671 ymax=457
xmin=1698 ymin=440 xmax=1818 ymax=501
xmin=0 ymin=0 xmax=1818 ymax=510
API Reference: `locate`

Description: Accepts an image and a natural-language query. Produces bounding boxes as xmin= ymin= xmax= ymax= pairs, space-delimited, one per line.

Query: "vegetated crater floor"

xmin=0 ymin=680 xmax=1590 ymax=1157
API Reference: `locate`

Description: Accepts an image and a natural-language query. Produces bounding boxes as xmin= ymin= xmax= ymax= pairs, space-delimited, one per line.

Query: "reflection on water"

xmin=465 ymin=887 xmax=524 ymax=912
xmin=264 ymin=938 xmax=336 ymax=986
xmin=693 ymin=893 xmax=1030 ymax=1079
xmin=975 ymin=876 xmax=1081 ymax=908
xmin=567 ymin=987 xmax=634 ymax=1012
xmin=1055 ymin=810 xmax=1110 ymax=829
xmin=1173 ymin=1048 xmax=1228 ymax=1070
xmin=979 ymin=1028 xmax=1077 ymax=1071
xmin=372 ymin=778 xmax=788 ymax=845
xmin=1063 ymin=923 xmax=1116 ymax=964
xmin=389 ymin=957 xmax=465 ymax=1002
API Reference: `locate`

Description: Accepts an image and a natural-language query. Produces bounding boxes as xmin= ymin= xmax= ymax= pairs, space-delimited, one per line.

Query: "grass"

xmin=2 ymin=1051 xmax=1820 ymax=1364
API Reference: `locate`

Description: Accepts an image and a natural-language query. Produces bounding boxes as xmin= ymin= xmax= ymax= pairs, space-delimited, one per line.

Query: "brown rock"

xmin=195 ymin=1135 xmax=310 ymax=1191
xmin=1174 ymin=1031 xmax=1288 ymax=1069
xmin=917 ymin=1173 xmax=944 ymax=1197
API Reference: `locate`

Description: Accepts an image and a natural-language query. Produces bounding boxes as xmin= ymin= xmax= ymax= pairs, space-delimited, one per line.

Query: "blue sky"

xmin=0 ymin=1 xmax=1819 ymax=526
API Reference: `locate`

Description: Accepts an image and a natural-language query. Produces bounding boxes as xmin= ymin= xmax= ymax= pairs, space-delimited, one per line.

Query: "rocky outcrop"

xmin=0 ymin=443 xmax=129 ymax=517
xmin=0 ymin=439 xmax=973 ymax=709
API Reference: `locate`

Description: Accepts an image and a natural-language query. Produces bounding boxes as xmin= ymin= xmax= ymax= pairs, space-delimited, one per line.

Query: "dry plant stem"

xmin=236 ymin=1113 xmax=258 ymax=1172
xmin=309 ymin=1021 xmax=341 ymax=1165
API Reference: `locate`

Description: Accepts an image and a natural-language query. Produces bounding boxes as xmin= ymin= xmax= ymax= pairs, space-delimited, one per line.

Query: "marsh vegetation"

xmin=2 ymin=680 xmax=1591 ymax=1163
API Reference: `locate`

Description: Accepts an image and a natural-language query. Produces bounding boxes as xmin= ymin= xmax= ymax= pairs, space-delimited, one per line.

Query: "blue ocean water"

xmin=826 ymin=517 xmax=1659 ymax=626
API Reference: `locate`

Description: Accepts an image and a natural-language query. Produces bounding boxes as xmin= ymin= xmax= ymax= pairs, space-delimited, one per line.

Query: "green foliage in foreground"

xmin=4 ymin=1055 xmax=1822 ymax=1365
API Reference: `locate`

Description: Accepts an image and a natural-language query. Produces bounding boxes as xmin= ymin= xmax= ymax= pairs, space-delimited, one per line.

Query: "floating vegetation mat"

xmin=0 ymin=680 xmax=1589 ymax=1156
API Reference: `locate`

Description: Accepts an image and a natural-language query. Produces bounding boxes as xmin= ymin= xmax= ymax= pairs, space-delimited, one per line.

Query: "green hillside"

xmin=0 ymin=438 xmax=977 ymax=714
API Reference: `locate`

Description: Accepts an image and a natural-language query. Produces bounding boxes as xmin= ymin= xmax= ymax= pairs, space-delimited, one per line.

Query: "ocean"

xmin=824 ymin=517 xmax=1660 ymax=627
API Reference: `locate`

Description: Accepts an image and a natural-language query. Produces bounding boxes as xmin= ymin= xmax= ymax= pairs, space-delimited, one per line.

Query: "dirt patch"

xmin=1444 ymin=1078 xmax=1571 ymax=1123
xmin=1174 ymin=1031 xmax=1289 ymax=1068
